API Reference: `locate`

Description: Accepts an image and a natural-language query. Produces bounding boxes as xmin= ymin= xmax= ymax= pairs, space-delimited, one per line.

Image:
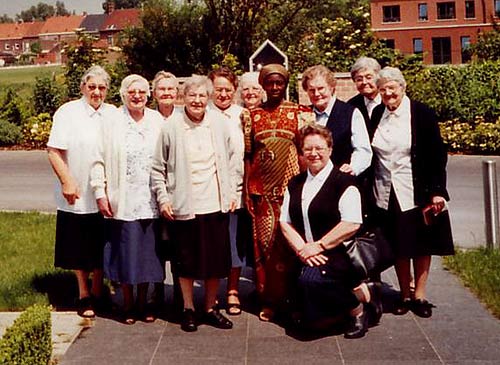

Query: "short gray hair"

xmin=240 ymin=72 xmax=261 ymax=89
xmin=182 ymin=75 xmax=213 ymax=97
xmin=119 ymin=74 xmax=150 ymax=104
xmin=152 ymin=71 xmax=178 ymax=91
xmin=80 ymin=65 xmax=110 ymax=88
xmin=377 ymin=66 xmax=406 ymax=89
xmin=350 ymin=57 xmax=381 ymax=80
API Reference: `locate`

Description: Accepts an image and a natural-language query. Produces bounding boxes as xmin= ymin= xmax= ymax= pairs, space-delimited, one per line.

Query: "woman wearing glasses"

xmin=91 ymin=74 xmax=165 ymax=324
xmin=280 ymin=125 xmax=379 ymax=339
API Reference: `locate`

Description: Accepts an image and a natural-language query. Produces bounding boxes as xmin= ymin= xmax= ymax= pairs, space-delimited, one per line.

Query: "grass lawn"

xmin=0 ymin=65 xmax=63 ymax=97
xmin=443 ymin=248 xmax=500 ymax=319
xmin=0 ymin=211 xmax=77 ymax=311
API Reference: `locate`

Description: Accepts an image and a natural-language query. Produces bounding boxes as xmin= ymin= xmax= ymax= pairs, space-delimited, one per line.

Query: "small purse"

xmin=344 ymin=226 xmax=395 ymax=280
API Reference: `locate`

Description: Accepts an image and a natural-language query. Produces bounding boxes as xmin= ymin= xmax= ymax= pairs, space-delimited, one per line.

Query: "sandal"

xmin=77 ymin=296 xmax=95 ymax=319
xmin=226 ymin=291 xmax=242 ymax=316
xmin=258 ymin=307 xmax=274 ymax=322
xmin=122 ymin=309 xmax=136 ymax=325
xmin=138 ymin=310 xmax=156 ymax=323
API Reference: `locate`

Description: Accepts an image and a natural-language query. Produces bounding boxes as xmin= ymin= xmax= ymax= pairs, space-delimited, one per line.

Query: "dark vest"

xmin=325 ymin=100 xmax=355 ymax=167
xmin=288 ymin=167 xmax=355 ymax=242
xmin=287 ymin=167 xmax=356 ymax=270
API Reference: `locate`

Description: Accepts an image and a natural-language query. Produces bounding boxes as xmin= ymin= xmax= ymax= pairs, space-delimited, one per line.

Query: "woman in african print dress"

xmin=243 ymin=64 xmax=315 ymax=321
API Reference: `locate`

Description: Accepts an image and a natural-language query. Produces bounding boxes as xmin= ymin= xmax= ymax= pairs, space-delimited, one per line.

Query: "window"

xmin=382 ymin=39 xmax=395 ymax=49
xmin=413 ymin=38 xmax=423 ymax=54
xmin=107 ymin=35 xmax=114 ymax=46
xmin=461 ymin=36 xmax=471 ymax=62
xmin=432 ymin=37 xmax=451 ymax=64
xmin=437 ymin=2 xmax=456 ymax=19
xmin=496 ymin=0 xmax=500 ymax=17
xmin=465 ymin=1 xmax=475 ymax=18
xmin=383 ymin=5 xmax=401 ymax=22
xmin=418 ymin=3 xmax=428 ymax=21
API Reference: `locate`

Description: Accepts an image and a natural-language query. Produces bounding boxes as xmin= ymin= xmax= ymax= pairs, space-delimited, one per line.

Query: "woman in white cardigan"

xmin=91 ymin=74 xmax=164 ymax=324
xmin=151 ymin=75 xmax=239 ymax=332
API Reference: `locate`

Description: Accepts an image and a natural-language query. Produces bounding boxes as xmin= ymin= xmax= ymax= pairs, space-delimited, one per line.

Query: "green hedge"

xmin=0 ymin=304 xmax=52 ymax=365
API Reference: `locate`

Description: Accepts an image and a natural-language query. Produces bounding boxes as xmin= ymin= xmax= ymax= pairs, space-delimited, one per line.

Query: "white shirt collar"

xmin=81 ymin=97 xmax=103 ymax=117
xmin=364 ymin=94 xmax=381 ymax=107
xmin=313 ymin=96 xmax=336 ymax=118
xmin=382 ymin=95 xmax=410 ymax=119
xmin=306 ymin=159 xmax=334 ymax=182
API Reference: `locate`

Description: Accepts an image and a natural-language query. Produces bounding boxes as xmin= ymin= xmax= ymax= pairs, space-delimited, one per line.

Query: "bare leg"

xmin=394 ymin=258 xmax=412 ymax=300
xmin=204 ymin=278 xmax=220 ymax=312
xmin=227 ymin=267 xmax=242 ymax=314
xmin=413 ymin=256 xmax=431 ymax=300
xmin=75 ymin=270 xmax=90 ymax=299
xmin=179 ymin=277 xmax=195 ymax=310
xmin=90 ymin=269 xmax=104 ymax=298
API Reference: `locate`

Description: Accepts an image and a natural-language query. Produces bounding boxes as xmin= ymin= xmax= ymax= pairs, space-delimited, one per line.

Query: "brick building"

xmin=370 ymin=0 xmax=500 ymax=64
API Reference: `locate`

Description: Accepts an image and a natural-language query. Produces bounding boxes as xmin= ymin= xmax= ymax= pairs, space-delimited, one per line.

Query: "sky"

xmin=1 ymin=0 xmax=104 ymax=17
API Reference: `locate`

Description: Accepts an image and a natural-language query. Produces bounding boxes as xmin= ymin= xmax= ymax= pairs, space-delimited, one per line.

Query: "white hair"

xmin=377 ymin=67 xmax=406 ymax=89
xmin=119 ymin=74 xmax=151 ymax=104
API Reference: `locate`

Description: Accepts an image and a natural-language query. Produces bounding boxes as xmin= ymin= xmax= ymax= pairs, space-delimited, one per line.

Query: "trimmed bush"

xmin=23 ymin=113 xmax=52 ymax=149
xmin=0 ymin=119 xmax=23 ymax=146
xmin=0 ymin=304 xmax=52 ymax=365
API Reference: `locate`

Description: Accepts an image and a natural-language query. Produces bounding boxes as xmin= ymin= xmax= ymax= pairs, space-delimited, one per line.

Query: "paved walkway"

xmin=59 ymin=259 xmax=500 ymax=365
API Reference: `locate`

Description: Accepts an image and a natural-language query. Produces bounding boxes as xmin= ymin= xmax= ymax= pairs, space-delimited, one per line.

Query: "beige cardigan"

xmin=151 ymin=109 xmax=241 ymax=220
xmin=90 ymin=106 xmax=163 ymax=220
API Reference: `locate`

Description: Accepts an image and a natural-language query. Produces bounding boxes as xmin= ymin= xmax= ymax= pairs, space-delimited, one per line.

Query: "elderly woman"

xmin=280 ymin=124 xmax=379 ymax=338
xmin=151 ymin=70 xmax=182 ymax=312
xmin=348 ymin=57 xmax=382 ymax=125
xmin=91 ymin=74 xmax=165 ymax=324
xmin=370 ymin=67 xmax=454 ymax=318
xmin=207 ymin=67 xmax=246 ymax=316
xmin=152 ymin=71 xmax=180 ymax=120
xmin=151 ymin=75 xmax=239 ymax=332
xmin=47 ymin=65 xmax=116 ymax=318
xmin=243 ymin=64 xmax=315 ymax=321
xmin=239 ymin=72 xmax=265 ymax=110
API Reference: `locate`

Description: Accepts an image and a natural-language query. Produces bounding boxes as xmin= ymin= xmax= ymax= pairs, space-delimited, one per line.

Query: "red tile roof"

xmin=39 ymin=15 xmax=86 ymax=35
xmin=0 ymin=21 xmax=44 ymax=39
xmin=101 ymin=9 xmax=141 ymax=31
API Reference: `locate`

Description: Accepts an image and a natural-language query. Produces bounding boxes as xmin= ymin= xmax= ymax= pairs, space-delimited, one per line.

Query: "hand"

xmin=160 ymin=202 xmax=174 ymax=220
xmin=305 ymin=254 xmax=329 ymax=267
xmin=431 ymin=196 xmax=446 ymax=214
xmin=97 ymin=197 xmax=113 ymax=217
xmin=339 ymin=163 xmax=354 ymax=175
xmin=61 ymin=179 xmax=80 ymax=205
xmin=298 ymin=242 xmax=324 ymax=261
xmin=229 ymin=200 xmax=237 ymax=213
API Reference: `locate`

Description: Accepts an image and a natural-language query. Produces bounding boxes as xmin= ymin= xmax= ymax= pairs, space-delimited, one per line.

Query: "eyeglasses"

xmin=127 ymin=89 xmax=148 ymax=96
xmin=303 ymin=146 xmax=329 ymax=154
xmin=86 ymin=84 xmax=107 ymax=92
xmin=214 ymin=87 xmax=235 ymax=94
xmin=354 ymin=74 xmax=375 ymax=83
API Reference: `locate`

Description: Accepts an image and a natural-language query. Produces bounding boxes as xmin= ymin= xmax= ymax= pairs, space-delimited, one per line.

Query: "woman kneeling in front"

xmin=280 ymin=124 xmax=379 ymax=338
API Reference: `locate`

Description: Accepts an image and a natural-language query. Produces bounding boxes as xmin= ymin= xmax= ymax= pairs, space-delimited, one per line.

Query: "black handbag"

xmin=344 ymin=226 xmax=395 ymax=280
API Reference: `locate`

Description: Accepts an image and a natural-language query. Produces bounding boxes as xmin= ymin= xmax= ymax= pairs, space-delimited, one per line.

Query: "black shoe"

xmin=344 ymin=306 xmax=369 ymax=339
xmin=410 ymin=299 xmax=435 ymax=318
xmin=181 ymin=309 xmax=197 ymax=332
xmin=204 ymin=308 xmax=233 ymax=329
xmin=92 ymin=295 xmax=112 ymax=315
xmin=366 ymin=282 xmax=383 ymax=325
xmin=392 ymin=298 xmax=411 ymax=315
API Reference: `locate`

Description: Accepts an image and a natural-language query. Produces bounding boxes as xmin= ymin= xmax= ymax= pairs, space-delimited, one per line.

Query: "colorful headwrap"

xmin=258 ymin=64 xmax=289 ymax=85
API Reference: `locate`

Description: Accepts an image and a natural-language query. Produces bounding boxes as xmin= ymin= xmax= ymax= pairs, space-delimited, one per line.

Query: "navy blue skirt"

xmin=104 ymin=219 xmax=164 ymax=285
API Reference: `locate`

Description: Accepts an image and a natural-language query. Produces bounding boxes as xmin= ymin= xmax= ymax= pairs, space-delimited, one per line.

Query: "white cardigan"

xmin=90 ymin=106 xmax=163 ymax=220
xmin=151 ymin=109 xmax=241 ymax=220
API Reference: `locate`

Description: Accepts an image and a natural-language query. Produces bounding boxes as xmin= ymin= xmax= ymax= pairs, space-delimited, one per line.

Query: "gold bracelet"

xmin=318 ymin=240 xmax=327 ymax=251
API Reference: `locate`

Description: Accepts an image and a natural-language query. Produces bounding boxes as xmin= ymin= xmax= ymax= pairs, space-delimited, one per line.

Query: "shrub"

xmin=440 ymin=117 xmax=500 ymax=155
xmin=0 ymin=304 xmax=52 ymax=365
xmin=0 ymin=88 xmax=27 ymax=126
xmin=22 ymin=113 xmax=52 ymax=149
xmin=33 ymin=75 xmax=63 ymax=116
xmin=0 ymin=119 xmax=23 ymax=146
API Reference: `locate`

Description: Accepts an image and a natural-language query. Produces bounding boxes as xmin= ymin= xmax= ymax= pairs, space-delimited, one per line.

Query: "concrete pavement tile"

xmin=343 ymin=361 xmax=443 ymax=365
xmin=151 ymin=356 xmax=245 ymax=365
xmin=61 ymin=356 xmax=152 ymax=365
xmin=247 ymin=336 xmax=341 ymax=360
xmin=247 ymin=356 xmax=343 ymax=365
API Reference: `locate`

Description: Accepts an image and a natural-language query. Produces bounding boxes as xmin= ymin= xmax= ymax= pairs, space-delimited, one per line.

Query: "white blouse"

xmin=372 ymin=95 xmax=416 ymax=212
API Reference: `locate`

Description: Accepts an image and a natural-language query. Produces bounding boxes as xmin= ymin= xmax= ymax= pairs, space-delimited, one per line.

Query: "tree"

xmin=16 ymin=2 xmax=69 ymax=22
xmin=55 ymin=1 xmax=70 ymax=16
xmin=469 ymin=22 xmax=500 ymax=62
xmin=0 ymin=14 xmax=14 ymax=23
xmin=33 ymin=75 xmax=63 ymax=116
xmin=103 ymin=0 xmax=143 ymax=10
xmin=122 ymin=0 xmax=212 ymax=78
